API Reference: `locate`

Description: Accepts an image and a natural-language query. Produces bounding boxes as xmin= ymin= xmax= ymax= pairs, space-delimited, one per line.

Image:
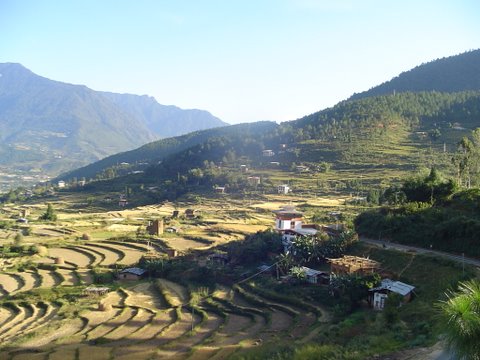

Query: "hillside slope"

xmin=350 ymin=49 xmax=480 ymax=100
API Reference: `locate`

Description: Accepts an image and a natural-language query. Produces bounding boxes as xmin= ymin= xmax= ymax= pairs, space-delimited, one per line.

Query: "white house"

xmin=273 ymin=206 xmax=318 ymax=252
xmin=57 ymin=180 xmax=66 ymax=188
xmin=278 ymin=184 xmax=290 ymax=194
xmin=262 ymin=149 xmax=275 ymax=157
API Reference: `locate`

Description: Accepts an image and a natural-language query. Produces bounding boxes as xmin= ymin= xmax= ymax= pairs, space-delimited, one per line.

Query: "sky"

xmin=1 ymin=0 xmax=479 ymax=124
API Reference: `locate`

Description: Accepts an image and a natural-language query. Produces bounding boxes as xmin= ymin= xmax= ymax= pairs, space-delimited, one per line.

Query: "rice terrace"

xmin=0 ymin=188 xmax=475 ymax=360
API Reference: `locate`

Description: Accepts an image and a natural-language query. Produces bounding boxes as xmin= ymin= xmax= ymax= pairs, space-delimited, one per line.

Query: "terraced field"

xmin=0 ymin=279 xmax=329 ymax=359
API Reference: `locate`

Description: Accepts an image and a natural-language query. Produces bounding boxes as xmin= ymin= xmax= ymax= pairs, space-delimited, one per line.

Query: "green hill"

xmin=350 ymin=49 xmax=480 ymax=100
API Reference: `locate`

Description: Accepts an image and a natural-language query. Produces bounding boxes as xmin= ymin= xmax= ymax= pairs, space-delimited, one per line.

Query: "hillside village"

xmin=0 ymin=48 xmax=479 ymax=359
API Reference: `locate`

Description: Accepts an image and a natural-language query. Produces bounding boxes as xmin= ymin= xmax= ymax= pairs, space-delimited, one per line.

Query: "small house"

xmin=185 ymin=209 xmax=198 ymax=219
xmin=165 ymin=226 xmax=179 ymax=233
xmin=165 ymin=248 xmax=178 ymax=258
xmin=208 ymin=253 xmax=229 ymax=266
xmin=369 ymin=279 xmax=415 ymax=310
xmin=214 ymin=186 xmax=226 ymax=194
xmin=147 ymin=219 xmax=164 ymax=236
xmin=172 ymin=210 xmax=179 ymax=218
xmin=78 ymin=179 xmax=86 ymax=187
xmin=301 ymin=266 xmax=329 ymax=284
xmin=83 ymin=286 xmax=110 ymax=297
xmin=277 ymin=184 xmax=290 ymax=194
xmin=269 ymin=161 xmax=280 ymax=166
xmin=262 ymin=149 xmax=275 ymax=157
xmin=19 ymin=209 xmax=30 ymax=218
xmin=240 ymin=164 xmax=249 ymax=173
xmin=295 ymin=165 xmax=309 ymax=173
xmin=119 ymin=267 xmax=146 ymax=281
xmin=247 ymin=176 xmax=261 ymax=186
xmin=57 ymin=180 xmax=66 ymax=188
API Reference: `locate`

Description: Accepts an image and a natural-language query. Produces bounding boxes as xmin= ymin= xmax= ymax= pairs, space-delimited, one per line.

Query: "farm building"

xmin=185 ymin=209 xmax=199 ymax=219
xmin=301 ymin=267 xmax=329 ymax=284
xmin=262 ymin=149 xmax=275 ymax=157
xmin=329 ymin=256 xmax=381 ymax=276
xmin=83 ymin=286 xmax=110 ymax=297
xmin=119 ymin=267 xmax=146 ymax=281
xmin=208 ymin=253 xmax=230 ymax=266
xmin=147 ymin=219 xmax=164 ymax=235
xmin=247 ymin=176 xmax=261 ymax=186
xmin=19 ymin=208 xmax=30 ymax=218
xmin=165 ymin=248 xmax=179 ymax=258
xmin=172 ymin=210 xmax=179 ymax=218
xmin=57 ymin=180 xmax=66 ymax=188
xmin=214 ymin=186 xmax=226 ymax=194
xmin=118 ymin=195 xmax=128 ymax=207
xmin=240 ymin=164 xmax=249 ymax=173
xmin=277 ymin=184 xmax=290 ymax=194
xmin=369 ymin=279 xmax=415 ymax=310
xmin=165 ymin=226 xmax=179 ymax=233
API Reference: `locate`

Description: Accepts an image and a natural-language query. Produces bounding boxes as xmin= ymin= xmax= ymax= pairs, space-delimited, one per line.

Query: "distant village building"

xmin=118 ymin=195 xmax=128 ymax=207
xmin=172 ymin=210 xmax=179 ymax=218
xmin=247 ymin=176 xmax=261 ymax=186
xmin=295 ymin=165 xmax=309 ymax=173
xmin=208 ymin=253 xmax=230 ymax=266
xmin=214 ymin=186 xmax=226 ymax=194
xmin=119 ymin=267 xmax=146 ymax=281
xmin=329 ymin=256 xmax=381 ymax=276
xmin=277 ymin=184 xmax=290 ymax=194
xmin=262 ymin=149 xmax=275 ymax=157
xmin=77 ymin=179 xmax=86 ymax=187
xmin=19 ymin=208 xmax=30 ymax=218
xmin=146 ymin=219 xmax=164 ymax=236
xmin=165 ymin=226 xmax=179 ymax=233
xmin=57 ymin=180 xmax=66 ymax=188
xmin=273 ymin=206 xmax=318 ymax=252
xmin=369 ymin=279 xmax=415 ymax=310
xmin=185 ymin=209 xmax=198 ymax=219
xmin=240 ymin=164 xmax=249 ymax=173
xmin=165 ymin=248 xmax=179 ymax=258
xmin=270 ymin=161 xmax=280 ymax=167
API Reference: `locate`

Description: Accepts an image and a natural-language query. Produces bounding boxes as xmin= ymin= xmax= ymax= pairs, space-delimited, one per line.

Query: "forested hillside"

xmin=58 ymin=91 xmax=480 ymax=207
xmin=350 ymin=49 xmax=480 ymax=100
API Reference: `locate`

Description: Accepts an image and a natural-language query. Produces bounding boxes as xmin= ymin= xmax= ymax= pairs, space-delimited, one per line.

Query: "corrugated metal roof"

xmin=370 ymin=279 xmax=415 ymax=296
xmin=120 ymin=267 xmax=146 ymax=276
xmin=301 ymin=266 xmax=325 ymax=277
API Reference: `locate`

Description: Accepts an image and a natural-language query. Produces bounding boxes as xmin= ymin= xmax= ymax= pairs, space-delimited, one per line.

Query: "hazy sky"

xmin=1 ymin=0 xmax=479 ymax=124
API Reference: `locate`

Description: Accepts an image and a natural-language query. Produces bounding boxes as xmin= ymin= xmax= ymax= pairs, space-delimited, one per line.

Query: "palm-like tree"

xmin=439 ymin=280 xmax=480 ymax=359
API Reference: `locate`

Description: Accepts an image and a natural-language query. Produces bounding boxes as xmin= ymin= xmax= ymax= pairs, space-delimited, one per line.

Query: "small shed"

xmin=301 ymin=266 xmax=329 ymax=284
xmin=165 ymin=248 xmax=178 ymax=258
xmin=57 ymin=180 xmax=66 ymax=188
xmin=83 ymin=286 xmax=110 ymax=297
xmin=248 ymin=176 xmax=261 ymax=186
xmin=369 ymin=279 xmax=415 ymax=310
xmin=240 ymin=164 xmax=249 ymax=173
xmin=278 ymin=184 xmax=290 ymax=194
xmin=185 ymin=209 xmax=198 ymax=219
xmin=208 ymin=253 xmax=229 ymax=266
xmin=214 ymin=186 xmax=226 ymax=194
xmin=172 ymin=210 xmax=179 ymax=218
xmin=165 ymin=226 xmax=179 ymax=233
xmin=262 ymin=149 xmax=275 ymax=157
xmin=119 ymin=267 xmax=146 ymax=281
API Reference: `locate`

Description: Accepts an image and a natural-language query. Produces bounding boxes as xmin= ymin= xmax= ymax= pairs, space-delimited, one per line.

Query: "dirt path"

xmin=361 ymin=237 xmax=480 ymax=267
